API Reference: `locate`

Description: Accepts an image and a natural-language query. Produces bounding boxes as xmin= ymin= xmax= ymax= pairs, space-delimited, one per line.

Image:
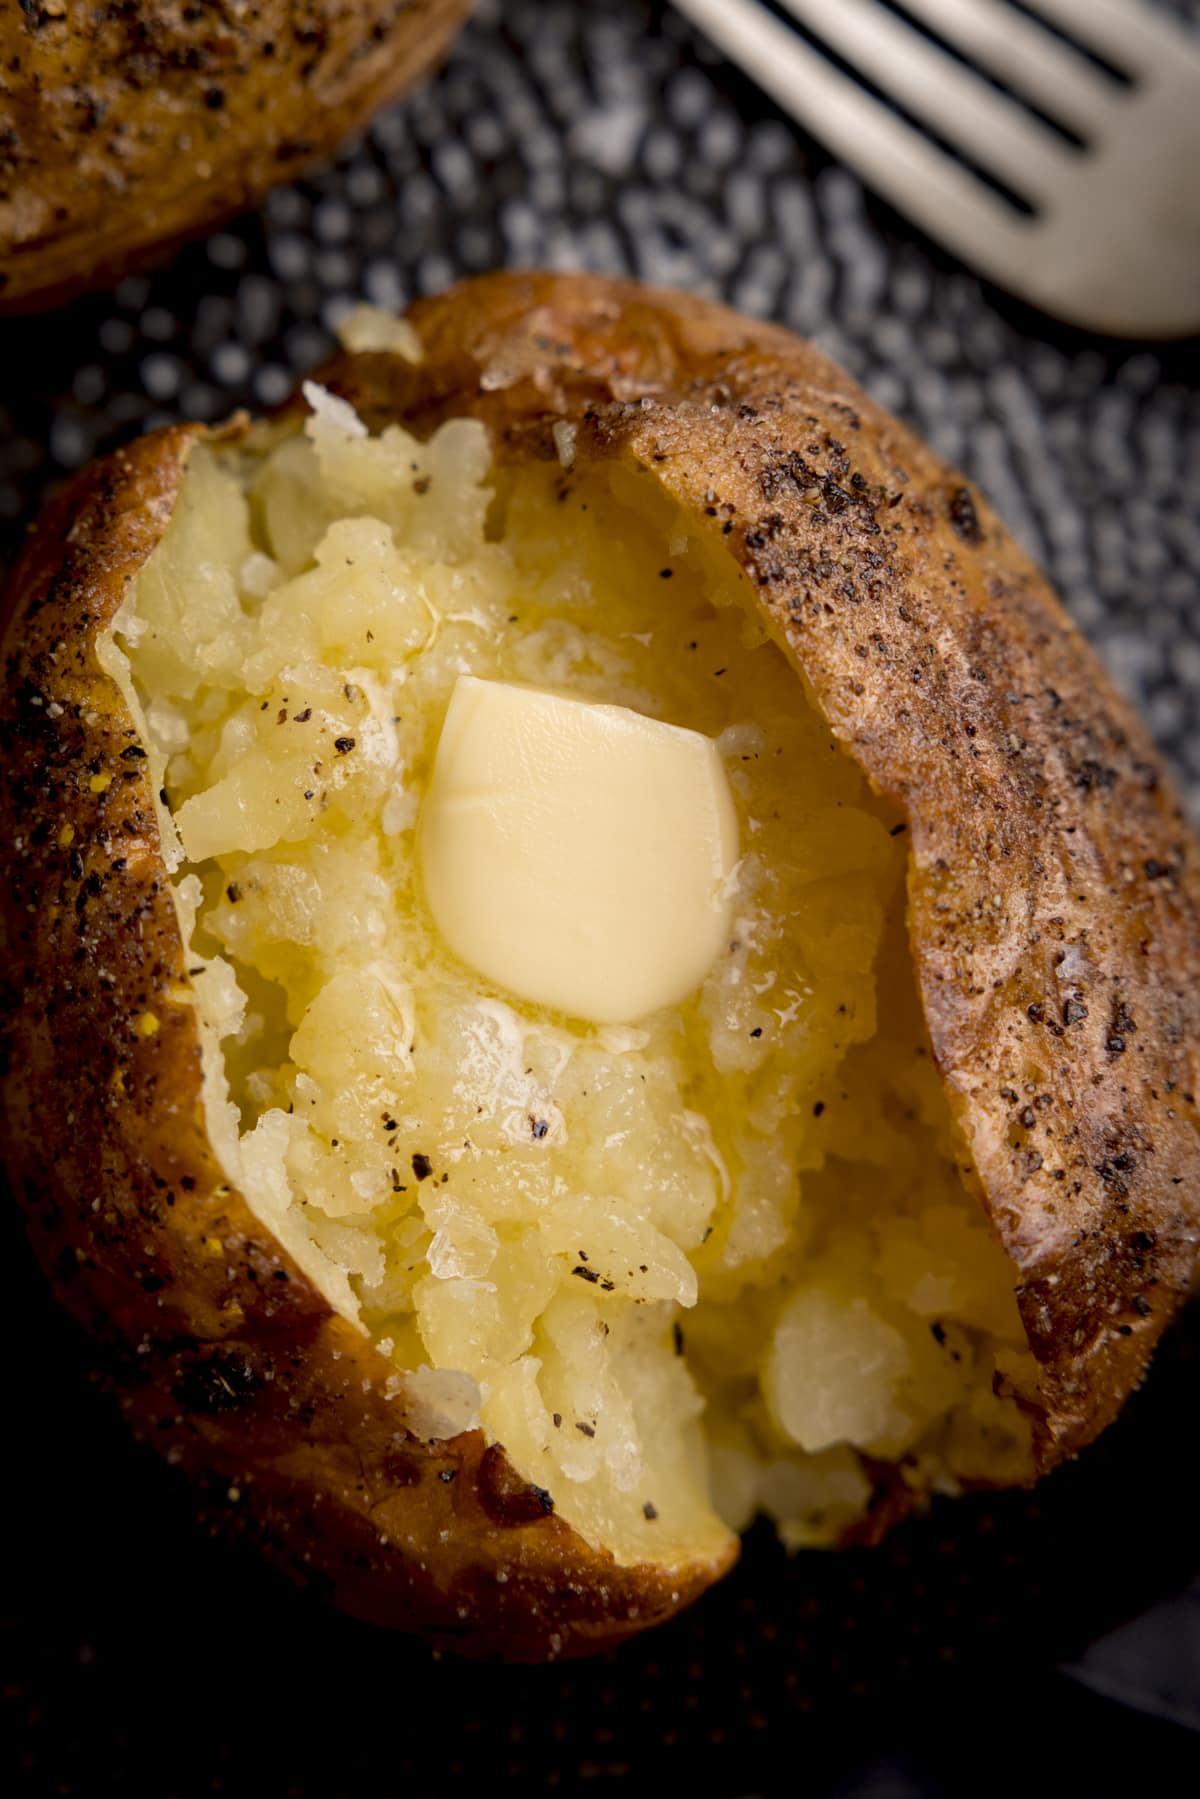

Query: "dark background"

xmin=2 ymin=2 xmax=1198 ymax=1793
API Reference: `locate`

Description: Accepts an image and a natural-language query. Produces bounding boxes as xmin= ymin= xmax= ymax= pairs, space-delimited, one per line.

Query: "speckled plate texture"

xmin=1 ymin=2 xmax=1198 ymax=1794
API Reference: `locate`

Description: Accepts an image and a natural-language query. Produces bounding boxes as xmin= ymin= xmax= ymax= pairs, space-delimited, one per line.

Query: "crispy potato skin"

xmin=2 ymin=273 xmax=1197 ymax=1653
xmin=0 ymin=1 xmax=472 ymax=313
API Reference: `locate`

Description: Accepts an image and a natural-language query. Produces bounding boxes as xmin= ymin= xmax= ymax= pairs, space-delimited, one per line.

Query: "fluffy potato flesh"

xmin=102 ymin=388 xmax=1039 ymax=1569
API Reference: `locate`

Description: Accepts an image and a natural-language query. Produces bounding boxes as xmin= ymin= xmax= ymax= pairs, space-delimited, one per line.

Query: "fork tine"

xmin=1024 ymin=0 xmax=1200 ymax=75
xmin=670 ymin=0 xmax=1031 ymax=271
xmin=779 ymin=0 xmax=1071 ymax=200
xmin=900 ymin=0 xmax=1120 ymax=135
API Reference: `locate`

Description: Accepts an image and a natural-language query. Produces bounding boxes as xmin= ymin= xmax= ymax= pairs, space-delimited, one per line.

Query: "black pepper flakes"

xmin=947 ymin=486 xmax=983 ymax=544
xmin=411 ymin=1152 xmax=433 ymax=1181
xmin=643 ymin=1501 xmax=659 ymax=1520
xmin=334 ymin=736 xmax=356 ymax=755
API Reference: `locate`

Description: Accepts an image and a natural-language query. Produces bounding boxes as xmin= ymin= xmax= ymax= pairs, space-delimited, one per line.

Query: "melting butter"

xmin=418 ymin=676 xmax=739 ymax=1024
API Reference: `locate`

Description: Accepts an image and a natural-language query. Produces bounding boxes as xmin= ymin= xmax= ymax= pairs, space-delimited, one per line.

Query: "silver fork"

xmin=670 ymin=0 xmax=1200 ymax=336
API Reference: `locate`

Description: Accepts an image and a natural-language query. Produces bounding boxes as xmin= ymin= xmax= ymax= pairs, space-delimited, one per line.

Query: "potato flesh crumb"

xmin=113 ymin=395 xmax=1037 ymax=1567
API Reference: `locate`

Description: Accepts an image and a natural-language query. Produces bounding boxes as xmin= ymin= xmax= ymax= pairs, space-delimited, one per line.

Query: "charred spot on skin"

xmin=1074 ymin=760 xmax=1116 ymax=793
xmin=1128 ymin=1229 xmax=1157 ymax=1269
xmin=1097 ymin=1150 xmax=1137 ymax=1196
xmin=172 ymin=1350 xmax=263 ymax=1415
xmin=477 ymin=1443 xmax=556 ymax=1525
xmin=381 ymin=1449 xmax=422 ymax=1488
xmin=947 ymin=487 xmax=983 ymax=544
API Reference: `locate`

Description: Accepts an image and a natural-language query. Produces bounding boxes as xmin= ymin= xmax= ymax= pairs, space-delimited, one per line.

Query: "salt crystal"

xmin=552 ymin=419 xmax=577 ymax=468
xmin=302 ymin=380 xmax=368 ymax=440
xmin=400 ymin=1366 xmax=482 ymax=1442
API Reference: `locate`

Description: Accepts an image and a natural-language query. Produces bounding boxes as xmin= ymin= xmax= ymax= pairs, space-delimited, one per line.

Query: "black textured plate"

xmin=2 ymin=2 xmax=1198 ymax=1793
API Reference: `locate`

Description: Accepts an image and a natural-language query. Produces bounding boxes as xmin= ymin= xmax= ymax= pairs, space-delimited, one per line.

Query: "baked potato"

xmin=2 ymin=273 xmax=1197 ymax=1660
xmin=0 ymin=0 xmax=472 ymax=314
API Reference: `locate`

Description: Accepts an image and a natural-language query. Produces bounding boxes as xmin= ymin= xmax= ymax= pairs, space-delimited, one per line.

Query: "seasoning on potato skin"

xmin=0 ymin=0 xmax=474 ymax=314
xmin=0 ymin=273 xmax=1196 ymax=1660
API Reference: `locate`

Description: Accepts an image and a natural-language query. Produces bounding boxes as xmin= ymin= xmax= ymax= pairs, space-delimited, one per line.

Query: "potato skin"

xmin=1 ymin=273 xmax=1197 ymax=1654
xmin=0 ymin=0 xmax=472 ymax=314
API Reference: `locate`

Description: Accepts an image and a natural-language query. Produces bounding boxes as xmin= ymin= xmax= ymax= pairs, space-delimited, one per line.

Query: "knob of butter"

xmin=418 ymin=676 xmax=739 ymax=1024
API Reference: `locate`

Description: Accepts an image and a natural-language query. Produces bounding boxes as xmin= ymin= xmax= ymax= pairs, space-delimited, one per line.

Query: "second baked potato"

xmin=2 ymin=274 xmax=1197 ymax=1656
xmin=0 ymin=0 xmax=473 ymax=313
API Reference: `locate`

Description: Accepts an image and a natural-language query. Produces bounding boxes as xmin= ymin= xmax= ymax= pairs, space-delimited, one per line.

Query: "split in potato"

xmin=3 ymin=274 xmax=1196 ymax=1656
xmin=102 ymin=389 xmax=1038 ymax=1568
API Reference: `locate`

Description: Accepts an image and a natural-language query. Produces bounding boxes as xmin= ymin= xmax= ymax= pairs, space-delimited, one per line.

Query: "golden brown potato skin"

xmin=1 ymin=273 xmax=1197 ymax=1655
xmin=0 ymin=0 xmax=472 ymax=313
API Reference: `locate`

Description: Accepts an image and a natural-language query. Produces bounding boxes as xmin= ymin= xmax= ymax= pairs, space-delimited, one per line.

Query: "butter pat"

xmin=419 ymin=677 xmax=739 ymax=1024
